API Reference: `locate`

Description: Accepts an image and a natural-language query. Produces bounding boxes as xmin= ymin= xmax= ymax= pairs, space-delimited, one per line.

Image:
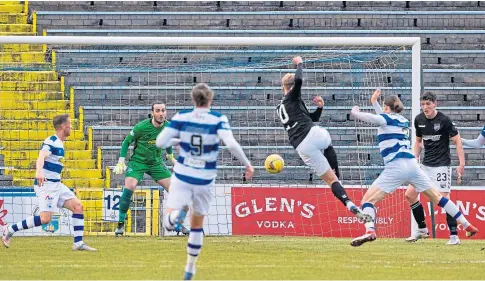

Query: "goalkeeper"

xmin=113 ymin=103 xmax=183 ymax=235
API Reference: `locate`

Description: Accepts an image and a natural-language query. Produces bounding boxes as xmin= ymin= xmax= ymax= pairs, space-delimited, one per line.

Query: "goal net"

xmin=0 ymin=37 xmax=421 ymax=238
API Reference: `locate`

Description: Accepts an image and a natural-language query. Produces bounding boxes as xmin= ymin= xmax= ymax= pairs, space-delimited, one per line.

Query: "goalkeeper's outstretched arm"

xmin=119 ymin=132 xmax=135 ymax=159
xmin=114 ymin=129 xmax=137 ymax=174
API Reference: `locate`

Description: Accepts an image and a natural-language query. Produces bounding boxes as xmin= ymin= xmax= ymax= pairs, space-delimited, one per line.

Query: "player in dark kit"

xmin=276 ymin=56 xmax=371 ymax=222
xmin=405 ymin=91 xmax=466 ymax=245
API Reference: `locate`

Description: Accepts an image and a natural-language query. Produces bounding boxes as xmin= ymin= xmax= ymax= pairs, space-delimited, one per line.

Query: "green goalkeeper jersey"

xmin=120 ymin=118 xmax=173 ymax=165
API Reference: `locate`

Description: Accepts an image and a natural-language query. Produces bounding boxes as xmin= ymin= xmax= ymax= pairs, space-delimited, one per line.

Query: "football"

xmin=264 ymin=154 xmax=285 ymax=174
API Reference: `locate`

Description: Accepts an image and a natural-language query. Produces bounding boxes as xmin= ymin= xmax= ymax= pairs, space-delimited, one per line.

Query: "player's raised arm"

xmin=350 ymin=106 xmax=387 ymax=126
xmin=370 ymin=88 xmax=383 ymax=114
xmin=35 ymin=145 xmax=52 ymax=186
xmin=217 ymin=115 xmax=254 ymax=180
xmin=156 ymin=114 xmax=181 ymax=149
xmin=309 ymin=96 xmax=324 ymax=121
xmin=285 ymin=56 xmax=303 ymax=100
xmin=461 ymin=125 xmax=485 ymax=148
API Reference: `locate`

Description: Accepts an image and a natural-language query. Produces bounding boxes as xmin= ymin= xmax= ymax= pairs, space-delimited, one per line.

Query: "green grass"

xmin=1 ymin=236 xmax=485 ymax=280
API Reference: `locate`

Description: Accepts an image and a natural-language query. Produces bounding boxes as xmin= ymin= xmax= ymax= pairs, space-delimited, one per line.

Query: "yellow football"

xmin=264 ymin=154 xmax=285 ymax=174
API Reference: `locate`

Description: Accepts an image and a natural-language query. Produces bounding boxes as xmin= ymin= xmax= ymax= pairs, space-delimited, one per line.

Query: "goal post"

xmin=0 ymin=36 xmax=422 ymax=238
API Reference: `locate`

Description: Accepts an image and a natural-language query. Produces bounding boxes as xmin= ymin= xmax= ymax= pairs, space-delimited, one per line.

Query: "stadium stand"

xmin=2 ymin=1 xmax=485 ymax=189
xmin=0 ymin=1 xmax=104 ymax=190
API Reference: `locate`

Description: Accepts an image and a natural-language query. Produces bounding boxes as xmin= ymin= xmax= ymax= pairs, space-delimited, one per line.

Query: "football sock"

xmin=118 ymin=188 xmax=134 ymax=223
xmin=72 ymin=213 xmax=84 ymax=247
xmin=446 ymin=213 xmax=458 ymax=236
xmin=411 ymin=201 xmax=427 ymax=229
xmin=185 ymin=228 xmax=203 ymax=275
xmin=8 ymin=216 xmax=42 ymax=233
xmin=331 ymin=181 xmax=353 ymax=209
xmin=361 ymin=202 xmax=376 ymax=232
xmin=438 ymin=197 xmax=470 ymax=229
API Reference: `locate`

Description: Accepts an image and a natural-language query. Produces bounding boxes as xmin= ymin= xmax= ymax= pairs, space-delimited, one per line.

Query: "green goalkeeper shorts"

xmin=125 ymin=160 xmax=171 ymax=183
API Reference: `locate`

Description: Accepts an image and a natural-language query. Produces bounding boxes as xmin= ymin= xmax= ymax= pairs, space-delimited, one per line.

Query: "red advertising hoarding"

xmin=231 ymin=187 xmax=485 ymax=239
xmin=421 ymin=189 xmax=485 ymax=239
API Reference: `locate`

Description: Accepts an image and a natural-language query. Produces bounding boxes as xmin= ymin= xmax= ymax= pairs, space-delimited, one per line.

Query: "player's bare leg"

xmin=115 ymin=177 xmax=138 ymax=236
xmin=158 ymin=178 xmax=189 ymax=236
xmin=422 ymin=188 xmax=478 ymax=237
xmin=350 ymin=185 xmax=384 ymax=247
xmin=404 ymin=185 xmax=430 ymax=242
xmin=320 ymin=168 xmax=373 ymax=223
xmin=157 ymin=178 xmax=170 ymax=193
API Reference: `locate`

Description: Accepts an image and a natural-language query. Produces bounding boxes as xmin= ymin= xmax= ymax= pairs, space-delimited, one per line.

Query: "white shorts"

xmin=166 ymin=174 xmax=213 ymax=216
xmin=374 ymin=158 xmax=435 ymax=193
xmin=421 ymin=165 xmax=452 ymax=193
xmin=34 ymin=181 xmax=76 ymax=213
xmin=296 ymin=126 xmax=332 ymax=177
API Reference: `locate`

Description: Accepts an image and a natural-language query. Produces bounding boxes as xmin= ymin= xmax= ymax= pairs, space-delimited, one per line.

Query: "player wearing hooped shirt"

xmin=156 ymin=83 xmax=254 ymax=280
xmin=349 ymin=91 xmax=478 ymax=247
xmin=2 ymin=114 xmax=96 ymax=251
xmin=461 ymin=124 xmax=485 ymax=148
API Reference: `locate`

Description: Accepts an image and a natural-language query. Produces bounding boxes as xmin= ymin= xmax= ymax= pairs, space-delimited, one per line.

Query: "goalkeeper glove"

xmin=167 ymin=153 xmax=175 ymax=162
xmin=114 ymin=157 xmax=127 ymax=175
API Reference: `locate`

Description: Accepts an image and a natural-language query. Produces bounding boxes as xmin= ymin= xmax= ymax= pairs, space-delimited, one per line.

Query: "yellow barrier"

xmin=87 ymin=125 xmax=92 ymax=150
xmin=69 ymin=87 xmax=74 ymax=117
xmin=105 ymin=167 xmax=111 ymax=189
xmin=97 ymin=146 xmax=102 ymax=170
xmin=152 ymin=189 xmax=160 ymax=236
xmin=23 ymin=0 xmax=28 ymax=14
xmin=32 ymin=11 xmax=36 ymax=34
xmin=60 ymin=76 xmax=64 ymax=93
xmin=42 ymin=29 xmax=46 ymax=53
xmin=52 ymin=49 xmax=56 ymax=69
xmin=80 ymin=188 xmax=158 ymax=236
xmin=79 ymin=106 xmax=84 ymax=133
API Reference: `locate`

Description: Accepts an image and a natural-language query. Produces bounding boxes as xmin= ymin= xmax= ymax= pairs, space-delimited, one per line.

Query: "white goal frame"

xmin=0 ymin=36 xmax=422 ymax=236
xmin=0 ymin=35 xmax=422 ymax=137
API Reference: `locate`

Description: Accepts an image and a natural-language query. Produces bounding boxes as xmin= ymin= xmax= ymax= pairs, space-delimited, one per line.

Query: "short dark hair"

xmin=151 ymin=102 xmax=165 ymax=111
xmin=420 ymin=91 xmax=437 ymax=102
xmin=384 ymin=95 xmax=404 ymax=113
xmin=53 ymin=114 xmax=70 ymax=129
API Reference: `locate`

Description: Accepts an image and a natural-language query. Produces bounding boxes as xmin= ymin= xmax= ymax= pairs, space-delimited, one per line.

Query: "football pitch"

xmin=1 ymin=236 xmax=484 ymax=280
